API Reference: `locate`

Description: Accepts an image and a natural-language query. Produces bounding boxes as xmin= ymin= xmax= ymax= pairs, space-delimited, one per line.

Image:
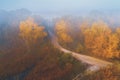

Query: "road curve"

xmin=48 ymin=31 xmax=113 ymax=71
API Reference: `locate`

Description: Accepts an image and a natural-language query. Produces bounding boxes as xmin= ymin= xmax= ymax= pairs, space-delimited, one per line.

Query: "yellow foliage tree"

xmin=19 ymin=17 xmax=47 ymax=50
xmin=107 ymin=33 xmax=120 ymax=58
xmin=83 ymin=21 xmax=113 ymax=58
xmin=55 ymin=20 xmax=73 ymax=43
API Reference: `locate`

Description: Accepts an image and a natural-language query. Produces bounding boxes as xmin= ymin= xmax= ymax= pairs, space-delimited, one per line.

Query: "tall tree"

xmin=83 ymin=21 xmax=112 ymax=58
xmin=55 ymin=20 xmax=73 ymax=43
xmin=19 ymin=17 xmax=47 ymax=51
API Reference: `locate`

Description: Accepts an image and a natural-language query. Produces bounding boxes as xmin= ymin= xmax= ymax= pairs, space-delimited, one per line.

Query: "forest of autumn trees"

xmin=0 ymin=9 xmax=120 ymax=80
xmin=0 ymin=16 xmax=87 ymax=80
xmin=55 ymin=18 xmax=120 ymax=59
xmin=54 ymin=18 xmax=120 ymax=80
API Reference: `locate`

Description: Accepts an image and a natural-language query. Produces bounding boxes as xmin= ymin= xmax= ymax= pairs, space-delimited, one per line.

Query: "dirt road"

xmin=48 ymin=31 xmax=113 ymax=71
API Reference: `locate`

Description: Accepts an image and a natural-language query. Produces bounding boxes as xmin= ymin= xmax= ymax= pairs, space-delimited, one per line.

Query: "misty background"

xmin=1 ymin=0 xmax=120 ymax=13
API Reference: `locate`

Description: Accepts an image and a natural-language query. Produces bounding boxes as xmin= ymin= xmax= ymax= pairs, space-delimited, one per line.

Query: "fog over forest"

xmin=0 ymin=0 xmax=120 ymax=80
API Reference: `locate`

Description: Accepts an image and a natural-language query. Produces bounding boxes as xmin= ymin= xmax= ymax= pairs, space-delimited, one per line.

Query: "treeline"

xmin=54 ymin=17 xmax=120 ymax=59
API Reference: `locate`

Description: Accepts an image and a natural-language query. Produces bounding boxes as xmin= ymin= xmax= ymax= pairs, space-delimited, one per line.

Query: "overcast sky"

xmin=0 ymin=0 xmax=120 ymax=12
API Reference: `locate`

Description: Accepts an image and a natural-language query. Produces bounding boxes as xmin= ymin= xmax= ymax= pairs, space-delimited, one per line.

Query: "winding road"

xmin=48 ymin=30 xmax=113 ymax=71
